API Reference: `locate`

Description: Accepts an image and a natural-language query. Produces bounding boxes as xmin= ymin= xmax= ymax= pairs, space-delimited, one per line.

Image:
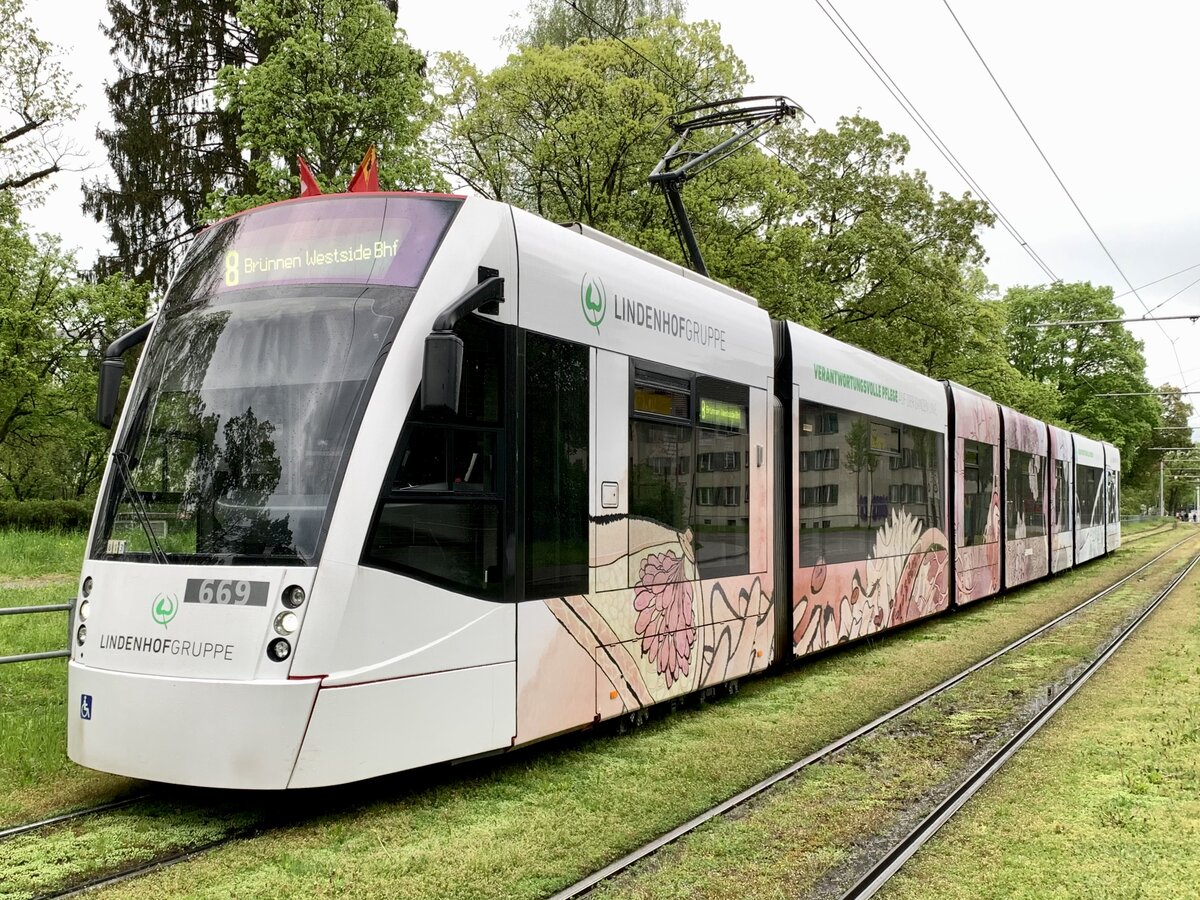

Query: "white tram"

xmin=68 ymin=191 xmax=1121 ymax=789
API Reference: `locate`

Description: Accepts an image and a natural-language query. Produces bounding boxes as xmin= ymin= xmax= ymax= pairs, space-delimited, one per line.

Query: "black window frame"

xmin=628 ymin=360 xmax=751 ymax=579
xmin=523 ymin=331 xmax=590 ymax=599
xmin=363 ymin=315 xmax=516 ymax=601
xmin=962 ymin=438 xmax=996 ymax=547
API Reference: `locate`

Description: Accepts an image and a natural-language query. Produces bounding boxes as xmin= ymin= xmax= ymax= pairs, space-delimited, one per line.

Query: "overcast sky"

xmin=22 ymin=0 xmax=1200 ymax=411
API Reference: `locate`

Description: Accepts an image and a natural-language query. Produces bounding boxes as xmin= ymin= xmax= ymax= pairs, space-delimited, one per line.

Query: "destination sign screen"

xmin=175 ymin=195 xmax=462 ymax=300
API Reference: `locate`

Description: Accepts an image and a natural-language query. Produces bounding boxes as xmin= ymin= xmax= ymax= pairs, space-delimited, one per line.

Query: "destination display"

xmin=185 ymin=195 xmax=462 ymax=297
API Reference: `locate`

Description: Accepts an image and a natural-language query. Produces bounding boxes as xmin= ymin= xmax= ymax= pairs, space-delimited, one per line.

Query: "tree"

xmin=0 ymin=0 xmax=82 ymax=199
xmin=1004 ymin=282 xmax=1159 ymax=473
xmin=83 ymin=0 xmax=257 ymax=289
xmin=506 ymin=0 xmax=688 ymax=48
xmin=1131 ymin=385 xmax=1195 ymax=513
xmin=208 ymin=0 xmax=442 ymax=217
xmin=434 ymin=15 xmax=748 ymax=233
xmin=0 ymin=196 xmax=150 ymax=499
xmin=439 ymin=27 xmax=1012 ymax=386
xmin=761 ymin=118 xmax=994 ymax=352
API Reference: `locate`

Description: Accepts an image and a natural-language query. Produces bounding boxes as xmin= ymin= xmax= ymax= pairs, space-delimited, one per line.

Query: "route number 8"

xmin=224 ymin=250 xmax=240 ymax=286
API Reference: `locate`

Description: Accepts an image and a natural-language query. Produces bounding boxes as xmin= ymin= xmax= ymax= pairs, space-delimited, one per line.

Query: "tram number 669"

xmin=184 ymin=578 xmax=268 ymax=607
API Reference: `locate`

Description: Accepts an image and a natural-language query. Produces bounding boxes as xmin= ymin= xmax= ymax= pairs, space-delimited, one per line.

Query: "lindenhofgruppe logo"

xmin=151 ymin=593 xmax=179 ymax=628
xmin=580 ymin=274 xmax=606 ymax=332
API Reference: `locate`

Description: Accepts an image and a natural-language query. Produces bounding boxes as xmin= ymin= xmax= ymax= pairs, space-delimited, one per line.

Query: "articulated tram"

xmin=68 ymin=191 xmax=1121 ymax=789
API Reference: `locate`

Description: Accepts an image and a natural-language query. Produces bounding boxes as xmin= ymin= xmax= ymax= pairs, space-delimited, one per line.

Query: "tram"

xmin=67 ymin=188 xmax=1120 ymax=788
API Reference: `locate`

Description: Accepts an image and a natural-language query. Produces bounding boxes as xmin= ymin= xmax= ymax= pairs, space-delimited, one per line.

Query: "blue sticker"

xmin=80 ymin=694 xmax=92 ymax=720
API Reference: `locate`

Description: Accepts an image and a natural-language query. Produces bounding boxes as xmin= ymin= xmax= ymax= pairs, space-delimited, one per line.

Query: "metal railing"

xmin=0 ymin=598 xmax=73 ymax=665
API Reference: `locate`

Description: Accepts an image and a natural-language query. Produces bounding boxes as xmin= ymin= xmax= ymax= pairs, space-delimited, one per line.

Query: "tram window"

xmin=693 ymin=377 xmax=749 ymax=578
xmin=962 ymin=439 xmax=995 ymax=547
xmin=1054 ymin=459 xmax=1070 ymax=530
xmin=1005 ymin=450 xmax=1046 ymax=539
xmin=365 ymin=315 xmax=506 ymax=599
xmin=631 ymin=420 xmax=693 ymax=531
xmin=797 ymin=402 xmax=943 ymax=566
xmin=1106 ymin=470 xmax=1119 ymax=524
xmin=525 ymin=334 xmax=589 ymax=598
xmin=1076 ymin=464 xmax=1103 ymax=528
xmin=629 ymin=367 xmax=750 ymax=578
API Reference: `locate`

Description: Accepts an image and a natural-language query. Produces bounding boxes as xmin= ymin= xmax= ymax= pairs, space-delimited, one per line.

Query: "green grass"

xmin=581 ymin=535 xmax=1200 ymax=900
xmin=0 ymin=526 xmax=1190 ymax=898
xmin=879 ymin=558 xmax=1200 ymax=899
xmin=0 ymin=532 xmax=132 ymax=826
xmin=0 ymin=529 xmax=86 ymax=581
xmin=81 ymin=530 xmax=1192 ymax=900
xmin=1122 ymin=516 xmax=1179 ymax=537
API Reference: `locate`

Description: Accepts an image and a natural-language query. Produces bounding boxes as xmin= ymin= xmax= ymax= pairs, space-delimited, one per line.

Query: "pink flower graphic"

xmin=633 ymin=550 xmax=696 ymax=688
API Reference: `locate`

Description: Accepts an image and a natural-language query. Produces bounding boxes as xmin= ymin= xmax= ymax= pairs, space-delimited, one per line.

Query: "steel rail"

xmin=838 ymin=549 xmax=1200 ymax=900
xmin=547 ymin=535 xmax=1197 ymax=900
xmin=0 ymin=795 xmax=152 ymax=842
xmin=35 ymin=826 xmax=265 ymax=900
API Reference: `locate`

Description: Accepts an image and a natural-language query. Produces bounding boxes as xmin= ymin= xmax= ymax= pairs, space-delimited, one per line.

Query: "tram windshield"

xmin=91 ymin=195 xmax=461 ymax=565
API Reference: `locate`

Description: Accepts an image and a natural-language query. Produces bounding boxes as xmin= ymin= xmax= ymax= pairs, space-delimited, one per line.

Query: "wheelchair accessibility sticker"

xmin=80 ymin=694 xmax=92 ymax=720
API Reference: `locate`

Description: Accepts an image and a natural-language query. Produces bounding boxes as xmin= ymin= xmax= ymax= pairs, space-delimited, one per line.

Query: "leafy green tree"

xmin=761 ymin=118 xmax=994 ymax=352
xmin=507 ymin=0 xmax=688 ymax=47
xmin=437 ymin=20 xmax=1003 ymax=392
xmin=0 ymin=197 xmax=150 ymax=499
xmin=1004 ymin=282 xmax=1158 ymax=472
xmin=83 ymin=0 xmax=257 ymax=289
xmin=208 ymin=0 xmax=442 ymax=217
xmin=434 ymin=15 xmax=747 ymax=232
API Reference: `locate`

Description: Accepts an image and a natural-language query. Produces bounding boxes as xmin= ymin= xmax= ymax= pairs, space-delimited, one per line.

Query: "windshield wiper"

xmin=111 ymin=450 xmax=170 ymax=565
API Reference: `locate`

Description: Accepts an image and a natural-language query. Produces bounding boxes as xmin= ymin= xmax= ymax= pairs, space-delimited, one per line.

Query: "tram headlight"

xmin=274 ymin=611 xmax=299 ymax=636
xmin=267 ymin=638 xmax=291 ymax=662
xmin=281 ymin=585 xmax=306 ymax=608
xmin=76 ymin=624 xmax=87 ymax=646
xmin=78 ymin=599 xmax=90 ymax=622
xmin=81 ymin=576 xmax=93 ymax=598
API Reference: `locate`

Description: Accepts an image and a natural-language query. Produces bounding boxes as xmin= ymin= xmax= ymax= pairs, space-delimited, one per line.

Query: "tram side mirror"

xmin=421 ymin=330 xmax=464 ymax=415
xmin=96 ymin=359 xmax=126 ymax=429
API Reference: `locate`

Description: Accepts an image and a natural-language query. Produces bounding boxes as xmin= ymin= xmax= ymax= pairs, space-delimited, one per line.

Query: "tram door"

xmin=514 ymin=345 xmax=619 ymax=743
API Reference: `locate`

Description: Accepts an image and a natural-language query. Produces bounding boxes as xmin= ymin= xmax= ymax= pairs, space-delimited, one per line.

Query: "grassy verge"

xmin=68 ymin=531 xmax=1190 ymax=900
xmin=0 ymin=529 xmax=86 ymax=581
xmin=582 ymin=535 xmax=1200 ymax=900
xmin=877 ymin=557 xmax=1200 ymax=898
xmin=0 ymin=533 xmax=133 ymax=826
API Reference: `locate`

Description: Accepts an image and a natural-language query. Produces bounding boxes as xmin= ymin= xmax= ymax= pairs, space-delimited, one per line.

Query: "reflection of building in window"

xmin=1076 ymin=464 xmax=1103 ymax=528
xmin=1054 ymin=460 xmax=1070 ymax=530
xmin=798 ymin=401 xmax=944 ymax=566
xmin=801 ymin=484 xmax=839 ymax=506
xmin=815 ymin=412 xmax=839 ymax=434
xmin=630 ymin=366 xmax=750 ymax=578
xmin=800 ymin=448 xmax=839 ymax=471
xmin=963 ymin=439 xmax=994 ymax=546
xmin=1005 ymin=450 xmax=1046 ymax=539
xmin=697 ymin=450 xmax=741 ymax=472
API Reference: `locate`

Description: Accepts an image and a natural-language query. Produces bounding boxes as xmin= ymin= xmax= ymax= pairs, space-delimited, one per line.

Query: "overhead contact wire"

xmin=941 ymin=0 xmax=1192 ymax=389
xmin=812 ymin=0 xmax=1060 ymax=284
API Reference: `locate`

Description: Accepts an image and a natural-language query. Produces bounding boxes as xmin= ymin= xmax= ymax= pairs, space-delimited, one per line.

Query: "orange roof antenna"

xmin=297 ymin=156 xmax=322 ymax=197
xmin=347 ymin=145 xmax=379 ymax=193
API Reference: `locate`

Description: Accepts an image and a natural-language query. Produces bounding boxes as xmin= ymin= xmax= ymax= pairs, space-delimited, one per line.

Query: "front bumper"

xmin=67 ymin=662 xmax=320 ymax=789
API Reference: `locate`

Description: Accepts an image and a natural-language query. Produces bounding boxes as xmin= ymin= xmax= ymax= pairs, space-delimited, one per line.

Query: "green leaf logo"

xmin=151 ymin=593 xmax=178 ymax=628
xmin=580 ymin=274 xmax=606 ymax=331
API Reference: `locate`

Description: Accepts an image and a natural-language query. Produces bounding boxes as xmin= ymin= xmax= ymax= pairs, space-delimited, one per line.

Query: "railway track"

xmin=838 ymin=546 xmax=1200 ymax=899
xmin=547 ymin=534 xmax=1200 ymax=900
xmin=0 ymin=789 xmax=281 ymax=900
xmin=1120 ymin=521 xmax=1182 ymax=544
xmin=7 ymin=535 xmax=1192 ymax=900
